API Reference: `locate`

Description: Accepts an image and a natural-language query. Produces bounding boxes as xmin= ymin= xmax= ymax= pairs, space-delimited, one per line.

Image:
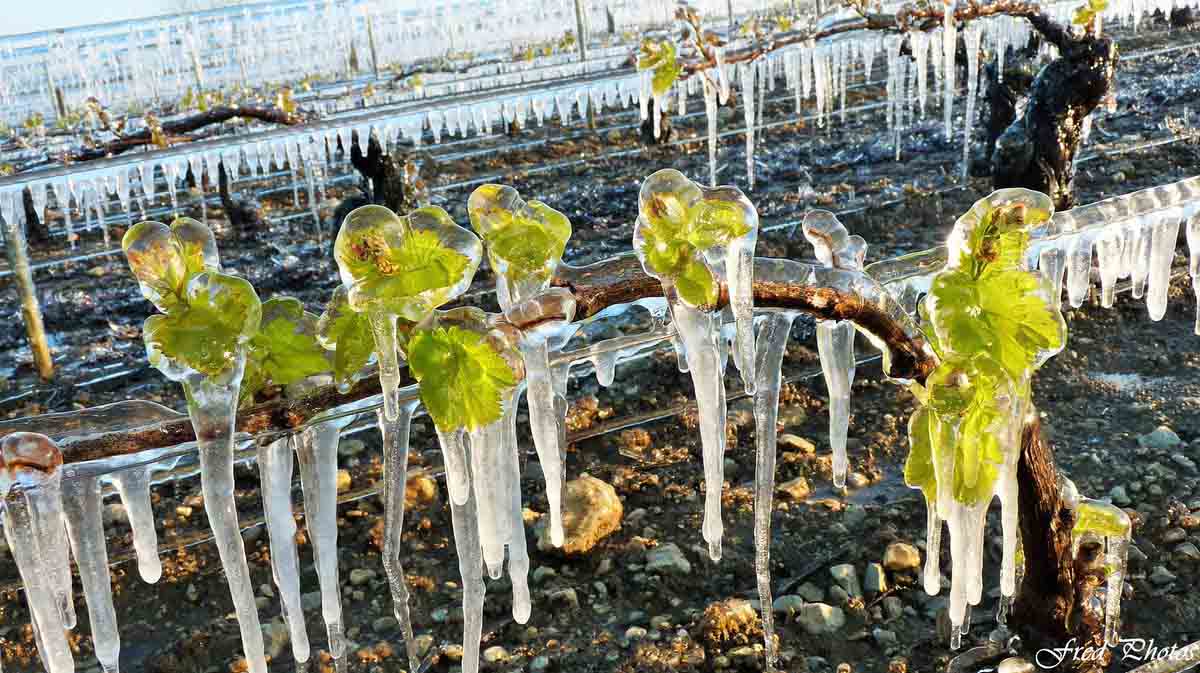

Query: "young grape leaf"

xmin=170 ymin=217 xmax=220 ymax=276
xmin=334 ymin=204 xmax=482 ymax=321
xmin=122 ymin=221 xmax=190 ymax=312
xmin=634 ymin=169 xmax=757 ymax=308
xmin=1075 ymin=500 xmax=1131 ymax=537
xmin=637 ymin=40 xmax=683 ymax=98
xmin=144 ymin=272 xmax=262 ymax=377
xmin=406 ymin=325 xmax=518 ymax=432
xmin=317 ymin=286 xmax=378 ymax=388
xmin=467 ymin=184 xmax=572 ymax=284
xmin=904 ymin=407 xmax=938 ymax=503
xmin=244 ymin=297 xmax=330 ymax=398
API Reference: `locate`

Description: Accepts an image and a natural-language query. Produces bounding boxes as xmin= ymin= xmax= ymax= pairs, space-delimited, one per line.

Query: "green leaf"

xmin=122 ymin=221 xmax=189 ymax=312
xmin=674 ymin=257 xmax=719 ymax=307
xmin=952 ymin=400 xmax=1004 ymax=504
xmin=246 ymin=297 xmax=330 ymax=390
xmin=1075 ymin=500 xmax=1131 ymax=537
xmin=334 ymin=204 xmax=481 ymax=320
xmin=318 ymin=287 xmax=378 ymax=388
xmin=468 ymin=184 xmax=572 ymax=283
xmin=638 ymin=40 xmax=682 ymax=98
xmin=144 ymin=272 xmax=262 ymax=377
xmin=904 ymin=407 xmax=938 ymax=503
xmin=406 ymin=326 xmax=518 ymax=432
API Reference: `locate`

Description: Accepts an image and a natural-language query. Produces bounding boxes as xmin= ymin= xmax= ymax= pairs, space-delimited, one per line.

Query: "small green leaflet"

xmin=144 ymin=272 xmax=261 ymax=377
xmin=319 ymin=295 xmax=377 ymax=388
xmin=638 ymin=192 xmax=752 ymax=307
xmin=242 ymin=297 xmax=330 ymax=404
xmin=637 ymin=40 xmax=682 ymax=98
xmin=406 ymin=326 xmax=517 ymax=432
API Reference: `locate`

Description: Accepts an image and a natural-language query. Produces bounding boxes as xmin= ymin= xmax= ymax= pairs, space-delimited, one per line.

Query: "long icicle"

xmin=184 ymin=363 xmax=268 ymax=673
xmin=817 ymin=320 xmax=856 ymax=488
xmin=752 ymin=312 xmax=797 ymax=673
xmin=3 ymin=496 xmax=75 ymax=673
xmin=257 ymin=436 xmax=311 ymax=663
xmin=110 ymin=466 xmax=163 ymax=583
xmin=378 ymin=402 xmax=421 ymax=672
xmin=62 ymin=472 xmax=122 ymax=673
xmin=296 ymin=419 xmax=348 ymax=658
xmin=449 ymin=462 xmax=485 ymax=673
xmin=501 ymin=397 xmax=532 ymax=623
xmin=519 ymin=338 xmax=567 ymax=546
xmin=671 ymin=298 xmax=728 ymax=561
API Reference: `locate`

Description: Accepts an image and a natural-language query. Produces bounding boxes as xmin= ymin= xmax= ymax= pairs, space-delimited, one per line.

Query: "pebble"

xmin=1139 ymin=426 xmax=1183 ymax=450
xmin=873 ymin=627 xmax=898 ymax=647
xmin=847 ymin=472 xmax=870 ymax=489
xmin=431 ymin=607 xmax=450 ymax=623
xmin=1175 ymin=542 xmax=1200 ymax=560
xmin=530 ymin=655 xmax=551 ymax=672
xmin=829 ymin=564 xmax=862 ymax=597
xmin=1172 ymin=454 xmax=1197 ymax=471
xmin=549 ymin=588 xmax=579 ymax=610
xmin=336 ymin=469 xmax=352 ymax=493
xmin=1110 ymin=485 xmax=1132 ymax=506
xmin=338 ymin=438 xmax=366 ymax=457
xmin=372 ymin=616 xmax=397 ymax=633
xmin=349 ymin=568 xmax=376 ymax=586
xmin=797 ymin=582 xmax=824 ymax=602
xmin=777 ymin=476 xmax=811 ymax=500
xmin=779 ymin=434 xmax=817 ymax=453
xmin=261 ymin=620 xmax=290 ymax=660
xmin=1149 ymin=565 xmax=1177 ymax=585
xmin=536 ymin=475 xmax=623 ymax=554
xmin=864 ymin=563 xmax=887 ymax=594
xmin=482 ymin=646 xmax=508 ymax=664
xmin=797 ymin=603 xmax=846 ymax=635
xmin=883 ymin=542 xmax=921 ymax=572
xmin=646 ymin=543 xmax=692 ymax=575
xmin=414 ymin=634 xmax=434 ymax=657
xmin=882 ymin=596 xmax=904 ymax=620
xmin=772 ymin=595 xmax=805 ymax=616
xmin=443 ymin=644 xmax=464 ymax=662
xmin=625 ymin=626 xmax=648 ymax=641
xmin=532 ymin=566 xmax=558 ymax=584
xmin=1163 ymin=528 xmax=1187 ymax=544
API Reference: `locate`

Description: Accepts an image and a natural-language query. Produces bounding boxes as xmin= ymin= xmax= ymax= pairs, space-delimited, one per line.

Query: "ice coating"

xmin=449 ymin=465 xmax=486 ymax=673
xmin=1073 ymin=498 xmax=1133 ymax=647
xmin=109 ymin=466 xmax=163 ymax=583
xmin=257 ymin=436 xmax=312 ymax=663
xmin=741 ymin=60 xmax=757 ymax=191
xmin=802 ymin=209 xmax=867 ymax=488
xmin=0 ymin=432 xmax=75 ymax=673
xmin=333 ymin=203 xmax=482 ymax=420
xmin=377 ymin=403 xmax=421 ymax=671
xmin=507 ymin=288 xmax=578 ymax=548
xmin=467 ymin=184 xmax=572 ymax=311
xmin=907 ymin=189 xmax=1065 ymax=649
xmin=62 ymin=471 xmax=121 ymax=673
xmin=942 ymin=0 xmax=957 ymax=141
xmin=633 ymin=168 xmax=761 ymax=559
xmin=296 ymin=419 xmax=349 ymax=658
xmin=752 ymin=311 xmax=798 ymax=672
xmin=186 ymin=361 xmax=268 ymax=673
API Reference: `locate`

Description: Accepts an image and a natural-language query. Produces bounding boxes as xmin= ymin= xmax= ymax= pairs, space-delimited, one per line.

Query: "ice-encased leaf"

xmin=637 ymin=40 xmax=682 ymax=98
xmin=123 ymin=221 xmax=190 ymax=312
xmin=334 ymin=204 xmax=482 ymax=321
xmin=634 ymin=168 xmax=757 ymax=308
xmin=171 ymin=216 xmax=220 ymax=275
xmin=243 ymin=297 xmax=330 ymax=402
xmin=144 ymin=271 xmax=262 ymax=378
xmin=317 ymin=286 xmax=377 ymax=389
xmin=406 ymin=313 xmax=520 ymax=433
xmin=468 ymin=184 xmax=572 ymax=288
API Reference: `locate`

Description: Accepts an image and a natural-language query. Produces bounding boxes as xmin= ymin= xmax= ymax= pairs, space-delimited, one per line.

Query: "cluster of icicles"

xmin=3 ymin=173 xmax=1200 ymax=673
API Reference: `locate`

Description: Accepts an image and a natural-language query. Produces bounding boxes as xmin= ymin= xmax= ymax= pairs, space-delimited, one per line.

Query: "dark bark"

xmin=21 ymin=187 xmax=50 ymax=247
xmin=348 ymin=131 xmax=425 ymax=214
xmin=991 ymin=23 xmax=1117 ymax=210
xmin=217 ymin=161 xmax=268 ymax=241
xmin=639 ymin=96 xmax=674 ymax=145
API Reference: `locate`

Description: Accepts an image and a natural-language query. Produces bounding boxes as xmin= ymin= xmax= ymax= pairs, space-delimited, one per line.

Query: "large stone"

xmin=646 ymin=543 xmax=692 ymax=576
xmin=797 ymin=603 xmax=845 ymax=635
xmin=1139 ymin=426 xmax=1183 ymax=450
xmin=883 ymin=542 xmax=921 ymax=572
xmin=699 ymin=599 xmax=762 ymax=647
xmin=864 ymin=563 xmax=888 ymax=595
xmin=777 ymin=476 xmax=811 ymax=501
xmin=536 ymin=475 xmax=623 ymax=554
xmin=829 ymin=564 xmax=862 ymax=597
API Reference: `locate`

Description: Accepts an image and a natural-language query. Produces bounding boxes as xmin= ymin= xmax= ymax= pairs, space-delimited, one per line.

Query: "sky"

xmin=4 ymin=0 xmax=174 ymax=37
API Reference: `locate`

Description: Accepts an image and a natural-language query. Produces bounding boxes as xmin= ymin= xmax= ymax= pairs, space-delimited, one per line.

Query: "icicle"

xmin=914 ymin=32 xmax=930 ymax=118
xmin=4 ymin=500 xmax=75 ymax=673
xmin=1073 ymin=499 xmax=1132 ymax=646
xmin=671 ymin=299 xmax=728 ymax=561
xmin=520 ymin=338 xmax=568 ymax=547
xmin=591 ymin=351 xmax=618 ymax=386
xmin=942 ymin=0 xmax=957 ymax=141
xmin=377 ymin=404 xmax=421 ymax=672
xmin=1067 ymin=236 xmax=1094 ymax=308
xmin=1130 ymin=222 xmax=1153 ymax=299
xmin=1039 ymin=246 xmax=1067 ymax=305
xmin=715 ymin=47 xmax=730 ymax=104
xmin=296 ymin=419 xmax=347 ymax=658
xmin=1188 ymin=212 xmax=1200 ymax=335
xmin=449 ymin=467 xmax=485 ymax=673
xmin=924 ymin=506 xmax=943 ymax=594
xmin=1096 ymin=230 xmax=1124 ymax=308
xmin=62 ymin=471 xmax=121 ymax=673
xmin=961 ymin=25 xmax=982 ymax=182
xmin=741 ymin=60 xmax=757 ymax=191
xmin=437 ymin=428 xmax=472 ymax=506
xmin=367 ymin=310 xmax=405 ymax=421
xmin=257 ymin=437 xmax=311 ymax=663
xmin=703 ymin=77 xmax=719 ymax=187
xmin=752 ymin=312 xmax=798 ymax=673
xmin=1146 ymin=209 xmax=1182 ymax=320
xmin=802 ymin=210 xmax=866 ymax=487
xmin=184 ymin=362 xmax=268 ymax=673
xmin=110 ymin=466 xmax=162 ymax=583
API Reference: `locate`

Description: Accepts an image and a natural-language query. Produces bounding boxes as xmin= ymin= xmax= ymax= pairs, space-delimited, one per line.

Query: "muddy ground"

xmin=1 ymin=18 xmax=1199 ymax=673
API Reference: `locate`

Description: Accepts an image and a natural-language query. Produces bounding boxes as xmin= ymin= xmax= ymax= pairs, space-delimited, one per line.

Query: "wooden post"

xmin=574 ymin=0 xmax=597 ymax=129
xmin=366 ymin=13 xmax=380 ymax=79
xmin=2 ymin=205 xmax=54 ymax=380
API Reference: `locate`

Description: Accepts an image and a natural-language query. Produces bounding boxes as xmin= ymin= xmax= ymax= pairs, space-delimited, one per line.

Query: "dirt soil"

xmin=1 ymin=18 xmax=1199 ymax=673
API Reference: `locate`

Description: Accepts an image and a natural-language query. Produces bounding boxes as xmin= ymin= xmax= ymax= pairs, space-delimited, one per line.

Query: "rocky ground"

xmin=1 ymin=17 xmax=1199 ymax=673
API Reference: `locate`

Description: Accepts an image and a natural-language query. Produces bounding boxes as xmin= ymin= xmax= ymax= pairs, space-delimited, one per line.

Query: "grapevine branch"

xmin=68 ymin=105 xmax=308 ymax=163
